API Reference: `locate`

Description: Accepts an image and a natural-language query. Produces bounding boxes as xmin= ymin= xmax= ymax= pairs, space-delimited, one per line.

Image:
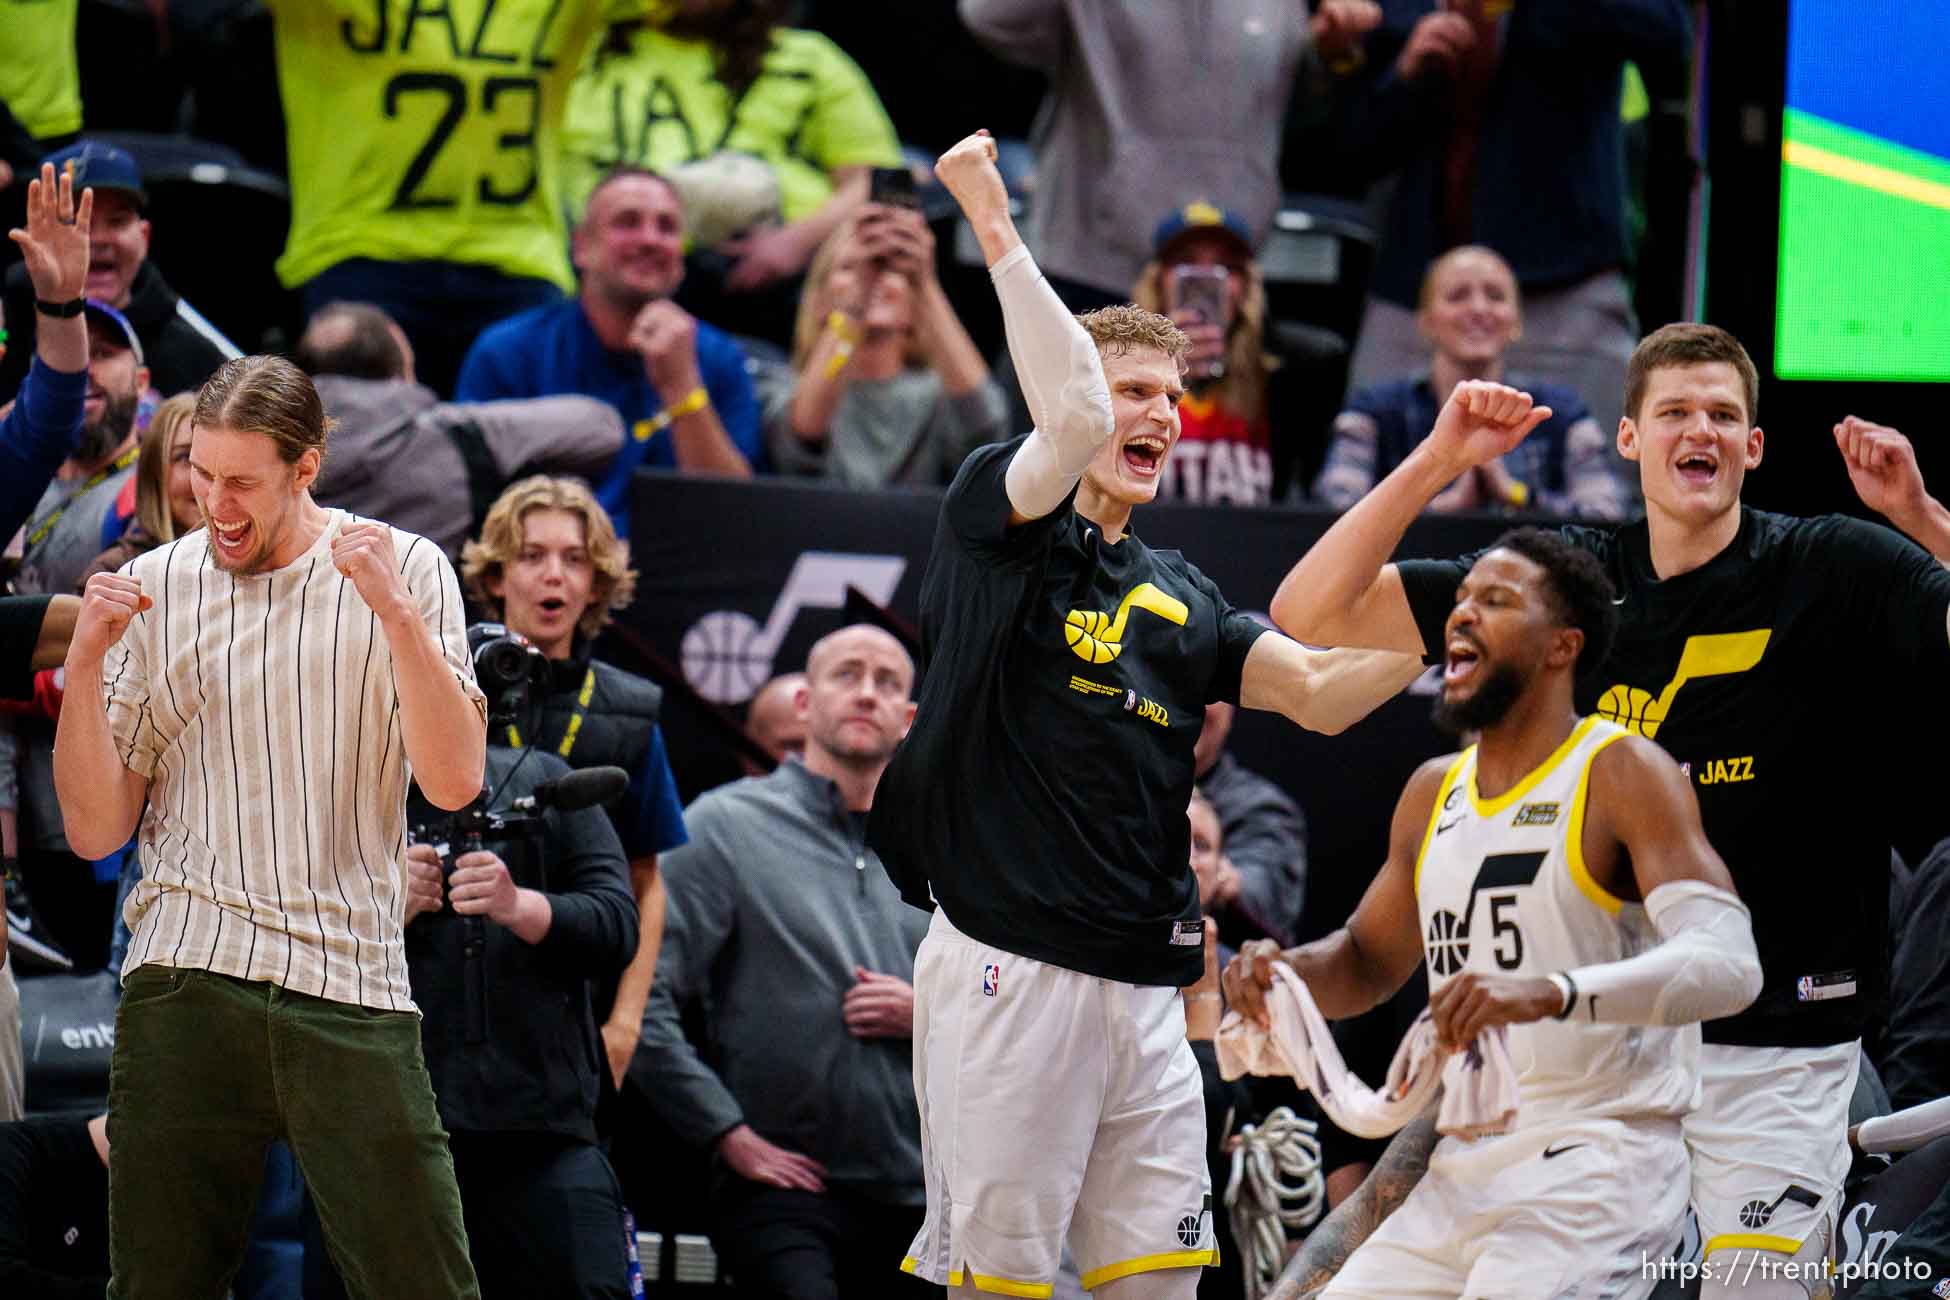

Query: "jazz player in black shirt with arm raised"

xmin=868 ymin=131 xmax=1424 ymax=1300
xmin=1269 ymin=323 xmax=1950 ymax=1299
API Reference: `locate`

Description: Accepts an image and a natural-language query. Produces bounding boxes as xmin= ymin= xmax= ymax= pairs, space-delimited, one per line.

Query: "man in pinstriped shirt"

xmin=53 ymin=354 xmax=489 ymax=1298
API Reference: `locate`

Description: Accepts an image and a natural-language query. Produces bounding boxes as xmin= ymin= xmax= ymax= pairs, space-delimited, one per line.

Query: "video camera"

xmin=427 ymin=619 xmax=629 ymax=859
xmin=467 ymin=620 xmax=549 ymax=727
xmin=410 ymin=764 xmax=629 ymax=871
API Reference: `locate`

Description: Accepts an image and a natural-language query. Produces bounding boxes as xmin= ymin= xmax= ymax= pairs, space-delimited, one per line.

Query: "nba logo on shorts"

xmin=1933 ymin=1280 xmax=1950 ymax=1299
xmin=982 ymin=964 xmax=1001 ymax=997
xmin=1797 ymin=975 xmax=1814 ymax=1001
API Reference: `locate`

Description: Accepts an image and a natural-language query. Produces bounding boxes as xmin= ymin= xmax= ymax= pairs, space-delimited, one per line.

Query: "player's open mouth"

xmin=1675 ymin=452 xmax=1718 ymax=486
xmin=1123 ymin=435 xmax=1167 ymax=476
xmin=538 ymin=597 xmax=567 ymax=615
xmin=211 ymin=518 xmax=252 ymax=557
xmin=1443 ymin=639 xmax=1482 ymax=687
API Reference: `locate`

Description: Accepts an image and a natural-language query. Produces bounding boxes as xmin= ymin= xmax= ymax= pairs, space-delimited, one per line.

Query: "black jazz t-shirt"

xmin=869 ymin=438 xmax=1269 ymax=987
xmin=1399 ymin=508 xmax=1950 ymax=1048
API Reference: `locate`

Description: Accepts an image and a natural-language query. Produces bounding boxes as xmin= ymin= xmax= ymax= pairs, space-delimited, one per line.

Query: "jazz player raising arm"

xmin=1267 ymin=325 xmax=1950 ymax=1298
xmin=866 ymin=132 xmax=1423 ymax=1300
xmin=1227 ymin=529 xmax=1761 ymax=1300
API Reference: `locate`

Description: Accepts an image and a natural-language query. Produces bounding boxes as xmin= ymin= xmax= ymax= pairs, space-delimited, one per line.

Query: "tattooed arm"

xmin=1267 ymin=1112 xmax=1440 ymax=1300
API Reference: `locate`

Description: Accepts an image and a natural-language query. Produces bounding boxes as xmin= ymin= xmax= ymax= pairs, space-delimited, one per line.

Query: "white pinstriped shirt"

xmin=102 ymin=509 xmax=486 ymax=1012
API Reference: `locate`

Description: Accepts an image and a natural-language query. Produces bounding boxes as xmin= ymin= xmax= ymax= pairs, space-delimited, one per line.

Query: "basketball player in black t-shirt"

xmin=1268 ymin=323 xmax=1950 ymax=1298
xmin=867 ymin=132 xmax=1425 ymax=1300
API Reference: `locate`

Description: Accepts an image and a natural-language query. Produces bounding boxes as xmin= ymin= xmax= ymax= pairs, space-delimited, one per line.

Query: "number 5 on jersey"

xmin=1424 ymin=851 xmax=1545 ymax=977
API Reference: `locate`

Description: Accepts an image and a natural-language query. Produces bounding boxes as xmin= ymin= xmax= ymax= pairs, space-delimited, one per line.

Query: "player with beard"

xmin=1224 ymin=529 xmax=1762 ymax=1300
xmin=1270 ymin=328 xmax=1950 ymax=1297
xmin=868 ymin=132 xmax=1426 ymax=1300
xmin=53 ymin=353 xmax=488 ymax=1295
xmin=13 ymin=302 xmax=150 ymax=597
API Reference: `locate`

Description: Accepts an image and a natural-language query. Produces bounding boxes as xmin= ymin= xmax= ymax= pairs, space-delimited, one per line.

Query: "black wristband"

xmin=1551 ymin=971 xmax=1578 ymax=1020
xmin=36 ymin=296 xmax=85 ymax=319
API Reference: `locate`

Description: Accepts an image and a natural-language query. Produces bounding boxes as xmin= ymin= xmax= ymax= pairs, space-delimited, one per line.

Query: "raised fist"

xmin=934 ymin=131 xmax=1009 ymax=227
xmin=69 ymin=572 xmax=150 ymax=669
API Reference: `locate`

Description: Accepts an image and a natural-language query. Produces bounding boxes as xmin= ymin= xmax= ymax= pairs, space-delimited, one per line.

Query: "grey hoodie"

xmin=962 ymin=0 xmax=1321 ymax=295
xmin=634 ymin=760 xmax=930 ymax=1203
xmin=310 ymin=375 xmax=624 ymax=553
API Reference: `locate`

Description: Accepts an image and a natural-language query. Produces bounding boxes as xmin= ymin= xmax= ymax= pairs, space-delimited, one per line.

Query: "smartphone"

xmin=1169 ymin=264 xmax=1229 ymax=326
xmin=870 ymin=165 xmax=921 ymax=209
xmin=1169 ymin=264 xmax=1230 ymax=380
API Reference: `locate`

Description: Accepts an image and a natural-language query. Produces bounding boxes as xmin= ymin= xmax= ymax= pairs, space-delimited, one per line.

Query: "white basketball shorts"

xmin=1321 ymin=1114 xmax=1692 ymax=1300
xmin=900 ymin=908 xmax=1217 ymax=1297
xmin=1687 ymin=1041 xmax=1859 ymax=1264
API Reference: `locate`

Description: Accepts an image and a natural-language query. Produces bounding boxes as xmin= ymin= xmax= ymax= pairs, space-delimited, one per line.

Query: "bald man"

xmin=633 ymin=625 xmax=936 ymax=1300
xmin=743 ymin=671 xmax=808 ymax=775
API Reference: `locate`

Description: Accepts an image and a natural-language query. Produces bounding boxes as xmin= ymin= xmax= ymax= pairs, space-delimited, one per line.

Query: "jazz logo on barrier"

xmin=680 ymin=551 xmax=907 ymax=704
xmin=982 ymin=963 xmax=1001 ymax=997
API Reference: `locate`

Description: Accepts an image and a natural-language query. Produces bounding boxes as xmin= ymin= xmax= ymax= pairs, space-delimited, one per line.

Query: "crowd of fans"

xmin=2 ymin=3 xmax=1946 ymax=1299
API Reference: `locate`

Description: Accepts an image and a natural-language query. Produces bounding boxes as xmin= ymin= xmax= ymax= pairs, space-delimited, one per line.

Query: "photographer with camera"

xmin=392 ymin=640 xmax=640 ymax=1300
xmin=460 ymin=476 xmax=688 ymax=1100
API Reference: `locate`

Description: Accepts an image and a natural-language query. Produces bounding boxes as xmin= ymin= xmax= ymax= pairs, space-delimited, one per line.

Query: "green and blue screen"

xmin=1775 ymin=0 xmax=1950 ymax=381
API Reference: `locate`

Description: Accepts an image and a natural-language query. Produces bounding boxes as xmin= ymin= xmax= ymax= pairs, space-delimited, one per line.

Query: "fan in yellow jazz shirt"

xmin=265 ymin=0 xmax=658 ymax=395
xmin=561 ymin=15 xmax=901 ymax=291
xmin=0 ymin=0 xmax=83 ymax=144
xmin=266 ymin=0 xmax=653 ymax=295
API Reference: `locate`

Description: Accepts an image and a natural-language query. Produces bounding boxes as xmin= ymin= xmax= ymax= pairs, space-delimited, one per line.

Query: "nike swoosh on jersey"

xmin=1541 ymin=1143 xmax=1587 ymax=1159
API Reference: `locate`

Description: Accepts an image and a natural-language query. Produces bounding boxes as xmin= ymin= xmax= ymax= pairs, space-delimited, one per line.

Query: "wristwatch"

xmin=36 ymin=297 xmax=86 ymax=319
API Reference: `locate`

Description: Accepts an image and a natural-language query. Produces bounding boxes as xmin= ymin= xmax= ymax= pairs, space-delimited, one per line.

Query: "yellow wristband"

xmin=645 ymin=386 xmax=711 ymax=438
xmin=823 ymin=343 xmax=854 ymax=381
xmin=826 ymin=310 xmax=860 ymax=345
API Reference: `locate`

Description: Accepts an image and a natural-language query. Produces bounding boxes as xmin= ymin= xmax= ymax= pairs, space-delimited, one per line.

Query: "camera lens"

xmin=475 ymin=638 xmax=532 ymax=694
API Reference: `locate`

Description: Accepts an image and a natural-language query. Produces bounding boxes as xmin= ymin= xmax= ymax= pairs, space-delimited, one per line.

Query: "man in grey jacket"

xmin=294 ymin=302 xmax=625 ymax=554
xmin=633 ymin=623 xmax=933 ymax=1300
xmin=960 ymin=0 xmax=1380 ymax=303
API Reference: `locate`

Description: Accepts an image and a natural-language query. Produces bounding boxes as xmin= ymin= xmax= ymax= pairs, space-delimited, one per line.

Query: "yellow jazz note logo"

xmin=1596 ymin=630 xmax=1770 ymax=738
xmin=1064 ymin=583 xmax=1189 ymax=664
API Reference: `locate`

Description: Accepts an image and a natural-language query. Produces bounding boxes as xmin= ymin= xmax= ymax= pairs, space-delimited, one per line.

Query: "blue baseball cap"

xmin=41 ymin=140 xmax=147 ymax=210
xmin=1151 ymin=200 xmax=1253 ymax=261
xmin=84 ymin=299 xmax=145 ymax=367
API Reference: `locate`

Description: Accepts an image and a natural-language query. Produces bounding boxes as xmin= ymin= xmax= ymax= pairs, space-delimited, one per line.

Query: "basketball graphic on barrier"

xmin=681 ymin=610 xmax=771 ymax=704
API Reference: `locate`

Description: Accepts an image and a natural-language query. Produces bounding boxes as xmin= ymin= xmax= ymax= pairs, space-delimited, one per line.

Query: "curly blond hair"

xmin=461 ymin=477 xmax=638 ymax=640
xmin=1077 ymin=304 xmax=1190 ymax=365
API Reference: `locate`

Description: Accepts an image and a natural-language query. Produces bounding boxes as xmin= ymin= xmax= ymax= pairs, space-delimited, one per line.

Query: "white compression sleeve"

xmin=1856 ymin=1096 xmax=1950 ymax=1155
xmin=1562 ymin=880 xmax=1763 ymax=1026
xmin=989 ymin=244 xmax=1113 ymax=519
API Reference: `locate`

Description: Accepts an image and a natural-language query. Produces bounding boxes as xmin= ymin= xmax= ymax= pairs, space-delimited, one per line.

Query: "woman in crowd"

xmin=80 ymin=391 xmax=198 ymax=584
xmin=1314 ymin=245 xmax=1626 ymax=518
xmin=563 ymin=0 xmax=904 ymax=345
xmin=1130 ymin=204 xmax=1281 ymax=507
xmin=767 ymin=204 xmax=1004 ymax=488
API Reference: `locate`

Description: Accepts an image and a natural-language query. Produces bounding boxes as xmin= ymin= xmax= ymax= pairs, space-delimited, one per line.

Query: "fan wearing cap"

xmin=12 ymin=301 xmax=150 ymax=598
xmin=0 ymin=162 xmax=95 ymax=549
xmin=0 ymin=141 xmax=242 ymax=405
xmin=1130 ymin=202 xmax=1277 ymax=507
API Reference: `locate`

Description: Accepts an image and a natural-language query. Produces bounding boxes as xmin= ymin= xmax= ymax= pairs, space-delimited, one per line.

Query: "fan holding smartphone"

xmin=768 ymin=201 xmax=1008 ymax=488
xmin=1130 ymin=202 xmax=1279 ymax=507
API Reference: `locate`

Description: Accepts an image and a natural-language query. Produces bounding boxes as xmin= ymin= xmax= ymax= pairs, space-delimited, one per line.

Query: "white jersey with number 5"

xmin=1415 ymin=716 xmax=1699 ymax=1128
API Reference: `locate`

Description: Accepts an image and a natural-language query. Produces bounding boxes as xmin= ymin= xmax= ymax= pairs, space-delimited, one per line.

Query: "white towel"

xmin=1217 ymin=964 xmax=1520 ymax=1140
